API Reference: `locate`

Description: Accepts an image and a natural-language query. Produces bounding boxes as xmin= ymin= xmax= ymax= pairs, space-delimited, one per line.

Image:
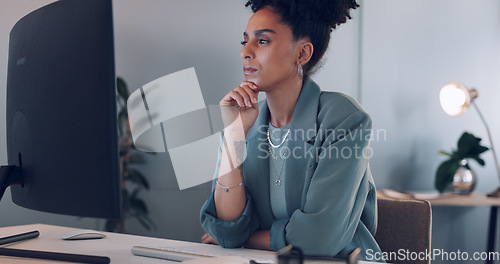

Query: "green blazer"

xmin=200 ymin=78 xmax=382 ymax=260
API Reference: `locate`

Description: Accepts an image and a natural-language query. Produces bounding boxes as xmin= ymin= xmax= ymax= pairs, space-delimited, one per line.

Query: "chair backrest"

xmin=375 ymin=196 xmax=432 ymax=264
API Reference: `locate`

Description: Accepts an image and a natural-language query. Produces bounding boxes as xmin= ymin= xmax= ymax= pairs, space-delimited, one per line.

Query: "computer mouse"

xmin=61 ymin=229 xmax=107 ymax=240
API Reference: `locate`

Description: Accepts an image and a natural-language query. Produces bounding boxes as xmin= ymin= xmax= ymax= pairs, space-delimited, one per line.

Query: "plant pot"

xmin=449 ymin=159 xmax=477 ymax=195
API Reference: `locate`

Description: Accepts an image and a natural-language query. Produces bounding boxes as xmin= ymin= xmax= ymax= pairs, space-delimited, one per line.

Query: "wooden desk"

xmin=0 ymin=224 xmax=186 ymax=263
xmin=424 ymin=193 xmax=500 ymax=207
xmin=379 ymin=190 xmax=500 ymax=264
xmin=426 ymin=193 xmax=500 ymax=264
xmin=0 ymin=224 xmax=380 ymax=264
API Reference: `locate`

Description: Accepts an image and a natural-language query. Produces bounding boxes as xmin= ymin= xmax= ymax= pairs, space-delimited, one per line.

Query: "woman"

xmin=200 ymin=0 xmax=382 ymax=260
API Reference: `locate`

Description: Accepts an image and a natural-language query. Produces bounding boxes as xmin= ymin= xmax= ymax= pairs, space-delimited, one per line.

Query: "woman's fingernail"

xmin=252 ymin=98 xmax=258 ymax=103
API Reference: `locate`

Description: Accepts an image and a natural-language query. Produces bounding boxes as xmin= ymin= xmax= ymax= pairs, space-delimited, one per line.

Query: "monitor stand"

xmin=0 ymin=165 xmax=22 ymax=202
xmin=0 ymin=165 xmax=111 ymax=264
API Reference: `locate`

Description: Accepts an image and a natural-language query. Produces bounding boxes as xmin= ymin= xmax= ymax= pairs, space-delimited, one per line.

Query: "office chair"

xmin=375 ymin=196 xmax=432 ymax=264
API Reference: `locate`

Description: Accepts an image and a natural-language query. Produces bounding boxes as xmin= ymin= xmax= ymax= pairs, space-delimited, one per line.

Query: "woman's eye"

xmin=240 ymin=39 xmax=269 ymax=46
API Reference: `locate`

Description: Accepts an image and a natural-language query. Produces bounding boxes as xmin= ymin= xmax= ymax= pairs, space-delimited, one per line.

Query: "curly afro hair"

xmin=244 ymin=0 xmax=359 ymax=78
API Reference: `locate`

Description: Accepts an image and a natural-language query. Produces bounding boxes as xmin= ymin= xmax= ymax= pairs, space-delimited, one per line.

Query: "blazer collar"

xmin=246 ymin=78 xmax=320 ymax=142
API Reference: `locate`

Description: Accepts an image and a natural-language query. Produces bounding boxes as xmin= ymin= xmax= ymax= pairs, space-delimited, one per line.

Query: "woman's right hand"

xmin=219 ymin=81 xmax=260 ymax=137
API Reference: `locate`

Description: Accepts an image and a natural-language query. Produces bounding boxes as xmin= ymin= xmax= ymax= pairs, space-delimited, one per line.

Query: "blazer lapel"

xmin=244 ymin=100 xmax=274 ymax=228
xmin=284 ymin=79 xmax=321 ymax=214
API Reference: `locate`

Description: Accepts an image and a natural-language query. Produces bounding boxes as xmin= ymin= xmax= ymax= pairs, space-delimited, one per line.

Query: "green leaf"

xmin=117 ymin=77 xmax=129 ymax=100
xmin=470 ymin=155 xmax=486 ymax=166
xmin=127 ymin=168 xmax=150 ymax=190
xmin=453 ymin=132 xmax=489 ymax=160
xmin=118 ymin=111 xmax=128 ymax=136
xmin=130 ymin=196 xmax=149 ymax=215
xmin=129 ymin=153 xmax=146 ymax=164
xmin=435 ymin=159 xmax=460 ymax=193
xmin=136 ymin=215 xmax=152 ymax=231
xmin=141 ymin=215 xmax=156 ymax=230
xmin=122 ymin=189 xmax=131 ymax=212
xmin=129 ymin=145 xmax=155 ymax=156
xmin=118 ymin=109 xmax=128 ymax=122
xmin=129 ymin=188 xmax=140 ymax=199
xmin=470 ymin=145 xmax=489 ymax=156
xmin=136 ymin=216 xmax=151 ymax=231
xmin=456 ymin=132 xmax=476 ymax=157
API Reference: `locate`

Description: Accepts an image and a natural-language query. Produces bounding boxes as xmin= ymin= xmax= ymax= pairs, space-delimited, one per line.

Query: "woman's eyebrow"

xmin=243 ymin=29 xmax=277 ymax=37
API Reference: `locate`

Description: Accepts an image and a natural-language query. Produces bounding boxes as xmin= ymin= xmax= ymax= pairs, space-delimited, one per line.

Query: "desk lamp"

xmin=439 ymin=82 xmax=500 ymax=197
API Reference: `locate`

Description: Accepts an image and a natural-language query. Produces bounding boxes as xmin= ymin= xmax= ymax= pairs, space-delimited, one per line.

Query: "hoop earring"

xmin=297 ymin=63 xmax=304 ymax=79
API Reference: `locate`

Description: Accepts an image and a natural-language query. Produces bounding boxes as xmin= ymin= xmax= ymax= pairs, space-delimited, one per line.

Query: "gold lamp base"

xmin=487 ymin=186 xmax=500 ymax=197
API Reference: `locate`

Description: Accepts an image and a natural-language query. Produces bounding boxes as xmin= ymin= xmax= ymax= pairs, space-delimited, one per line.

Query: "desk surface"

xmin=426 ymin=193 xmax=500 ymax=207
xmin=0 ymin=224 xmax=181 ymax=263
xmin=0 ymin=224 xmax=379 ymax=264
xmin=379 ymin=189 xmax=500 ymax=207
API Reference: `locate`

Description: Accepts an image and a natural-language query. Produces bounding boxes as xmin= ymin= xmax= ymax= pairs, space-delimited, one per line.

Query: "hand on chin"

xmin=243 ymin=77 xmax=262 ymax=91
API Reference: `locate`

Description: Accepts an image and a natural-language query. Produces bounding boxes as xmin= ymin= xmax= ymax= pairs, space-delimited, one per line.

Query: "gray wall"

xmin=362 ymin=1 xmax=500 ymax=261
xmin=0 ymin=0 xmax=499 ymax=262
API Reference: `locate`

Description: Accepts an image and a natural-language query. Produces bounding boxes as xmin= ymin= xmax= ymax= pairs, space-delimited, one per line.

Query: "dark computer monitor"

xmin=0 ymin=0 xmax=121 ymax=219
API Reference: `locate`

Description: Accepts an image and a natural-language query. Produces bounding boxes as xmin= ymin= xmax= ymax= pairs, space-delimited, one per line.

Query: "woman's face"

xmin=241 ymin=7 xmax=301 ymax=91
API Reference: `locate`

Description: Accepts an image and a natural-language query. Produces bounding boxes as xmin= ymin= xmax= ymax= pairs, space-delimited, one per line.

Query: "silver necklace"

xmin=267 ymin=126 xmax=289 ymax=186
xmin=268 ymin=144 xmax=287 ymax=160
xmin=270 ymin=157 xmax=285 ymax=186
xmin=267 ymin=127 xmax=290 ymax=148
xmin=267 ymin=126 xmax=289 ymax=159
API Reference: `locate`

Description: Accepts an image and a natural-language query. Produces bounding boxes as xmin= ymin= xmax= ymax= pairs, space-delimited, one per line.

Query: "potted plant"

xmin=435 ymin=132 xmax=489 ymax=194
xmin=104 ymin=77 xmax=155 ymax=233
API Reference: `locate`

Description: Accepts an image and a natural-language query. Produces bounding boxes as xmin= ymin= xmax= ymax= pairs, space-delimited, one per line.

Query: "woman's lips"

xmin=244 ymin=66 xmax=257 ymax=75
